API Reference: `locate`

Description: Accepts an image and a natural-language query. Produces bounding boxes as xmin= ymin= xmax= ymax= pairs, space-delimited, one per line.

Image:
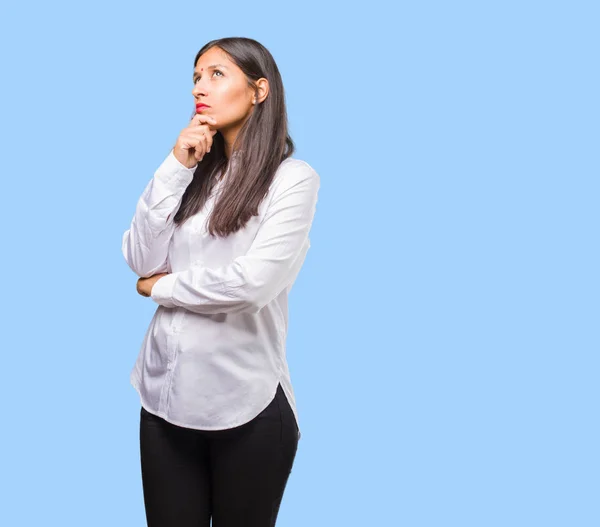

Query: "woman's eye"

xmin=194 ymin=70 xmax=223 ymax=83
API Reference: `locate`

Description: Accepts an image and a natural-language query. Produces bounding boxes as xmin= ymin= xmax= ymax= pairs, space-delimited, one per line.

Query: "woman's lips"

xmin=196 ymin=104 xmax=210 ymax=111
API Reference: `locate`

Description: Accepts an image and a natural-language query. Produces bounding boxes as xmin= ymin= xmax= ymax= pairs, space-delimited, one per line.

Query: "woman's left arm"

xmin=149 ymin=163 xmax=320 ymax=314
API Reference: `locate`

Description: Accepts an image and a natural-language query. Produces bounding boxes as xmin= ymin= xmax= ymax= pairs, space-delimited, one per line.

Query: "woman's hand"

xmin=173 ymin=113 xmax=218 ymax=168
xmin=137 ymin=273 xmax=169 ymax=297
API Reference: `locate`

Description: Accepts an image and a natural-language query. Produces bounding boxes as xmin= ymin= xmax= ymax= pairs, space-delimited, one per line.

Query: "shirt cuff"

xmin=154 ymin=150 xmax=198 ymax=187
xmin=150 ymin=273 xmax=178 ymax=308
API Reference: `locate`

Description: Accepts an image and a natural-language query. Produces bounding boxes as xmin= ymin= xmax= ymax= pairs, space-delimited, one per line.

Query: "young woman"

xmin=121 ymin=37 xmax=320 ymax=526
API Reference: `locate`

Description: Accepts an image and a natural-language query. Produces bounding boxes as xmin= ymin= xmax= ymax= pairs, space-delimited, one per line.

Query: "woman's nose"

xmin=192 ymin=82 xmax=207 ymax=96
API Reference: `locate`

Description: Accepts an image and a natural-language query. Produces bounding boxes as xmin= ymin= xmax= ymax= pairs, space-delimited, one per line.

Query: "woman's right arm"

xmin=121 ymin=150 xmax=197 ymax=278
xmin=122 ymin=113 xmax=217 ymax=278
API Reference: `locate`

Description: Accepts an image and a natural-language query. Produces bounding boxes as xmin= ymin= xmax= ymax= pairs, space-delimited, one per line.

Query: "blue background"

xmin=1 ymin=1 xmax=598 ymax=525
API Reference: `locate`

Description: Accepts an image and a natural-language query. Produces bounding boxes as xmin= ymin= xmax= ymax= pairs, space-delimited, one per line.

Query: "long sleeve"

xmin=122 ymin=150 xmax=197 ymax=278
xmin=150 ymin=162 xmax=320 ymax=315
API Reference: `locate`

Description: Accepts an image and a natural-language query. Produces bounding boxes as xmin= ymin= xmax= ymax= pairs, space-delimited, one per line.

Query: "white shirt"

xmin=122 ymin=149 xmax=320 ymax=440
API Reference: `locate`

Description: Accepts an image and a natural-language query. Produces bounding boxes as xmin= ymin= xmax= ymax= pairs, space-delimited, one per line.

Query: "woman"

xmin=121 ymin=37 xmax=320 ymax=526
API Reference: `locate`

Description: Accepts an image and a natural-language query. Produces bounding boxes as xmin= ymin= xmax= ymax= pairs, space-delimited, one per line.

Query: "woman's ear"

xmin=254 ymin=78 xmax=269 ymax=104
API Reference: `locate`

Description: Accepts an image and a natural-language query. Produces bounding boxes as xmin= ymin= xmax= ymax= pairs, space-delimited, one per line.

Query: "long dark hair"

xmin=173 ymin=37 xmax=295 ymax=237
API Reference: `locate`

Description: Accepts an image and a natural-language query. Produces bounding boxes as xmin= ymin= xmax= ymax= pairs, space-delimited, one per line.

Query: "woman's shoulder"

xmin=274 ymin=156 xmax=320 ymax=186
xmin=278 ymin=155 xmax=316 ymax=172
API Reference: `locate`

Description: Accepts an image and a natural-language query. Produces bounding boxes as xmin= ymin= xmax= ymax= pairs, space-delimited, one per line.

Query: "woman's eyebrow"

xmin=193 ymin=64 xmax=228 ymax=78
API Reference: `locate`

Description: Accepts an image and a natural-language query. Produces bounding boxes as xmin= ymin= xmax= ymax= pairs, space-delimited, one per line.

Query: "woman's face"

xmin=191 ymin=47 xmax=255 ymax=133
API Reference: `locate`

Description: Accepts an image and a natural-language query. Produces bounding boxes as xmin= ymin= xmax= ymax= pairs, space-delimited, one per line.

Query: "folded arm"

xmin=150 ymin=162 xmax=320 ymax=314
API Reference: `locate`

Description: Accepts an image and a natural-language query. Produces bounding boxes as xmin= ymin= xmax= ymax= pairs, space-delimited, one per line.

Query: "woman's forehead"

xmin=196 ymin=47 xmax=232 ymax=69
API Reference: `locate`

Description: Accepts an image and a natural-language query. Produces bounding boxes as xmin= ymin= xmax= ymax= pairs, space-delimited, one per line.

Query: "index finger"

xmin=189 ymin=113 xmax=217 ymax=127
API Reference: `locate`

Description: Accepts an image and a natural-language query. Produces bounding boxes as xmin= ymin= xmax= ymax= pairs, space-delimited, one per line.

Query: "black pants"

xmin=139 ymin=382 xmax=299 ymax=527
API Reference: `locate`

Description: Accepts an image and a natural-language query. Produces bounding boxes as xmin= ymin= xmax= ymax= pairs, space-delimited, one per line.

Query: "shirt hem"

xmin=130 ymin=372 xmax=299 ymax=436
